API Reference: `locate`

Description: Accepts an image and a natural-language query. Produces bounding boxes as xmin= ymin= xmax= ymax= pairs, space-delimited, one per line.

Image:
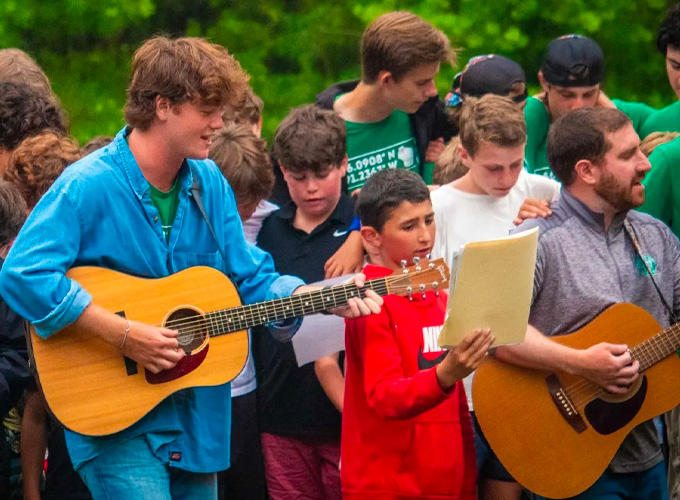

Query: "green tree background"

xmin=1 ymin=0 xmax=675 ymax=144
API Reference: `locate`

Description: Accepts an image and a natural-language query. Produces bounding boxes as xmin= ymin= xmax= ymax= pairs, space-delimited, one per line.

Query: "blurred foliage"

xmin=0 ymin=0 xmax=675 ymax=144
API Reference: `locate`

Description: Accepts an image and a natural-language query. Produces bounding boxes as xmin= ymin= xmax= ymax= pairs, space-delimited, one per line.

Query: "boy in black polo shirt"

xmin=254 ymin=104 xmax=350 ymax=500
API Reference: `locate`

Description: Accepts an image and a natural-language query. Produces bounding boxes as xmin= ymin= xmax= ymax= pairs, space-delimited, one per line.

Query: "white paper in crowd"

xmin=438 ymin=227 xmax=539 ymax=348
xmin=292 ymin=274 xmax=355 ymax=367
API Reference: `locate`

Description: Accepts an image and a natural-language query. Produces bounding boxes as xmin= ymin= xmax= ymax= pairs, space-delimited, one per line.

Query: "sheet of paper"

xmin=292 ymin=274 xmax=353 ymax=367
xmin=438 ymin=227 xmax=539 ymax=348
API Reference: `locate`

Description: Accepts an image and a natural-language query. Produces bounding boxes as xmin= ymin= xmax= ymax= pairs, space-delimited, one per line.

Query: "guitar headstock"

xmin=385 ymin=256 xmax=450 ymax=300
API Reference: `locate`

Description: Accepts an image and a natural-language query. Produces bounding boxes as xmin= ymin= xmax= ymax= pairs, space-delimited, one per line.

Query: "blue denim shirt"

xmin=0 ymin=127 xmax=304 ymax=472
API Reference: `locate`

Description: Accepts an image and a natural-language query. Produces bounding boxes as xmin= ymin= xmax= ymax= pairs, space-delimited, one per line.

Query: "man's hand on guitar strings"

xmin=122 ymin=321 xmax=185 ymax=374
xmin=574 ymin=342 xmax=640 ymax=394
xmin=329 ymin=273 xmax=383 ymax=319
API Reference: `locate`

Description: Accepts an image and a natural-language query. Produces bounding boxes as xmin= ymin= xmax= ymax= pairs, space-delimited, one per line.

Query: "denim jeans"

xmin=77 ymin=435 xmax=217 ymax=500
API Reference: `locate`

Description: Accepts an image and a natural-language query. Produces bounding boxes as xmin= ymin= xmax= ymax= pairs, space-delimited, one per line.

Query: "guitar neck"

xmin=205 ymin=277 xmax=389 ymax=336
xmin=631 ymin=321 xmax=680 ymax=371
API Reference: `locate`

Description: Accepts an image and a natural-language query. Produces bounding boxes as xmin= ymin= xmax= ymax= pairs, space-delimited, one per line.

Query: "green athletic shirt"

xmin=345 ymin=110 xmax=421 ymax=192
xmin=149 ymin=180 xmax=180 ymax=241
xmin=639 ymin=100 xmax=680 ymax=138
xmin=524 ymin=97 xmax=655 ymax=178
xmin=639 ymin=136 xmax=680 ymax=237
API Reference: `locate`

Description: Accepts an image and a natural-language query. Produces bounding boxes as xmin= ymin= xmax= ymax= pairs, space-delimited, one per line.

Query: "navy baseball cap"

xmin=541 ymin=34 xmax=604 ymax=87
xmin=446 ymin=54 xmax=527 ymax=106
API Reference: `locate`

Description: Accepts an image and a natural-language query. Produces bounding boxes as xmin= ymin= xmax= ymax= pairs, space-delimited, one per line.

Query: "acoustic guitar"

xmin=472 ymin=302 xmax=680 ymax=499
xmin=29 ymin=258 xmax=449 ymax=437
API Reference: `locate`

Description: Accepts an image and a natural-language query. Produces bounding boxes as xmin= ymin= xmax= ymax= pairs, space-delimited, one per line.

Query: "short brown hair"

xmin=433 ymin=137 xmax=468 ymax=184
xmin=5 ymin=132 xmax=81 ymax=209
xmin=81 ymin=135 xmax=114 ymax=156
xmin=361 ymin=11 xmax=454 ymax=83
xmin=0 ymin=49 xmax=54 ymax=99
xmin=125 ymin=36 xmax=250 ymax=131
xmin=0 ymin=180 xmax=27 ymax=246
xmin=273 ymin=104 xmax=346 ymax=175
xmin=458 ymin=95 xmax=526 ymax=157
xmin=223 ymin=88 xmax=263 ymax=126
xmin=209 ymin=124 xmax=273 ymax=207
xmin=547 ymin=108 xmax=631 ymax=186
xmin=640 ymin=131 xmax=679 ymax=157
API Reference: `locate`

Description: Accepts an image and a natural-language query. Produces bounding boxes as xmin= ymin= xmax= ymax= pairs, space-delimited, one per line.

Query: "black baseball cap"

xmin=541 ymin=34 xmax=604 ymax=87
xmin=446 ymin=54 xmax=527 ymax=106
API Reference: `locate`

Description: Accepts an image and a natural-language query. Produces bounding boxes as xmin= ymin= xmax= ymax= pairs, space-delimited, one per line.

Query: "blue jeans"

xmin=532 ymin=460 xmax=668 ymax=500
xmin=77 ymin=435 xmax=217 ymax=500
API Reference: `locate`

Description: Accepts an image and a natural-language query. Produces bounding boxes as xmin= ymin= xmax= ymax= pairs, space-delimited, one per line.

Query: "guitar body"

xmin=473 ymin=303 xmax=680 ymax=499
xmin=29 ymin=266 xmax=248 ymax=437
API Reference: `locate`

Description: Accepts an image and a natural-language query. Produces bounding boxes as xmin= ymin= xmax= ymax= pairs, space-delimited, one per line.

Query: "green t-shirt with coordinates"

xmin=345 ymin=110 xmax=421 ymax=192
xmin=149 ymin=180 xmax=180 ymax=241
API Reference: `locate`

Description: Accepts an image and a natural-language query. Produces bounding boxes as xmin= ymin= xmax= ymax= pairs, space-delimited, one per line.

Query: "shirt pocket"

xmin=395 ymin=419 xmax=465 ymax=497
xmin=176 ymin=251 xmax=224 ymax=272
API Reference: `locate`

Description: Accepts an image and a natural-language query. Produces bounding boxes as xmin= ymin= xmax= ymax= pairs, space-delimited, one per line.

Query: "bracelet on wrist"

xmin=119 ymin=318 xmax=130 ymax=350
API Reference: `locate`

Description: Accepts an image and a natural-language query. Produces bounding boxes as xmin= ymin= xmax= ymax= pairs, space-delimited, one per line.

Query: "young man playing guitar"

xmin=0 ymin=36 xmax=382 ymax=500
xmin=494 ymin=107 xmax=677 ymax=499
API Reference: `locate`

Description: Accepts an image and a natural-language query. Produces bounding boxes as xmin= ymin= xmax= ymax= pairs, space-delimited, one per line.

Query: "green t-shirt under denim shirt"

xmin=149 ymin=180 xmax=181 ymax=241
xmin=639 ymin=100 xmax=680 ymax=138
xmin=345 ymin=110 xmax=422 ymax=192
xmin=640 ymin=136 xmax=680 ymax=238
xmin=524 ymin=96 xmax=657 ymax=179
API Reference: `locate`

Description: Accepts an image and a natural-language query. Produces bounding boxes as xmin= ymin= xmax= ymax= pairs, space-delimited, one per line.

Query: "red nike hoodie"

xmin=342 ymin=265 xmax=476 ymax=500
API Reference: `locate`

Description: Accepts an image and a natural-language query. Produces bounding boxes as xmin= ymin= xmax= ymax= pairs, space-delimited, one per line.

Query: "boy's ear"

xmin=377 ymin=70 xmax=395 ymax=87
xmin=155 ymin=96 xmax=172 ymax=121
xmin=457 ymin=144 xmax=473 ymax=168
xmin=339 ymin=155 xmax=348 ymax=177
xmin=360 ymin=226 xmax=381 ymax=253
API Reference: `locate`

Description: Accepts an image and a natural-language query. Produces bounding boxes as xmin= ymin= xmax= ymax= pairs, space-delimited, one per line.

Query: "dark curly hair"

xmin=657 ymin=4 xmax=680 ymax=54
xmin=0 ymin=81 xmax=67 ymax=151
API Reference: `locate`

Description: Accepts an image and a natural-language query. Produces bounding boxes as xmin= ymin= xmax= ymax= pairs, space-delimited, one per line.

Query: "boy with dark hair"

xmin=343 ymin=167 xmax=493 ymax=500
xmin=0 ymin=82 xmax=67 ymax=176
xmin=254 ymin=104 xmax=351 ymax=500
xmin=0 ymin=36 xmax=379 ymax=500
xmin=317 ymin=10 xmax=456 ymax=190
xmin=432 ymin=95 xmax=558 ymax=499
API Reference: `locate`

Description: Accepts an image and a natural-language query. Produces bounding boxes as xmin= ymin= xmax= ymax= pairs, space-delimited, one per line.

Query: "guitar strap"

xmin=623 ymin=219 xmax=678 ymax=323
xmin=190 ymin=180 xmax=230 ymax=265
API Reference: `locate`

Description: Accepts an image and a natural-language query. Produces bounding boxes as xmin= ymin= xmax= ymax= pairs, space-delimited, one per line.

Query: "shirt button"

xmin=154 ymin=216 xmax=159 ymax=222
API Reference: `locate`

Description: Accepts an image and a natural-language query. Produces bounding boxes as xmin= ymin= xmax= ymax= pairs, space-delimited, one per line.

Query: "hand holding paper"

xmin=438 ymin=227 xmax=539 ymax=349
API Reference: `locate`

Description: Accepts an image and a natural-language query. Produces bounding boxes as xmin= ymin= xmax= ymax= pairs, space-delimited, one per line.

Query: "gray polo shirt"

xmin=514 ymin=188 xmax=680 ymax=473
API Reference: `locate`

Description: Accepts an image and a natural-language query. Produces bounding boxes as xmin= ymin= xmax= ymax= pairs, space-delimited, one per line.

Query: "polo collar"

xmin=560 ymin=188 xmax=627 ymax=236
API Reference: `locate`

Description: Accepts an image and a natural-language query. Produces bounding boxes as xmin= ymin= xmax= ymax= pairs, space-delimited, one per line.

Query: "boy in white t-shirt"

xmin=431 ymin=94 xmax=559 ymax=500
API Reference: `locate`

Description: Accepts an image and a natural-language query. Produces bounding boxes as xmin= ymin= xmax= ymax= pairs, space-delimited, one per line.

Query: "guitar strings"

xmin=131 ymin=278 xmax=431 ymax=342
xmin=555 ymin=325 xmax=680 ymax=408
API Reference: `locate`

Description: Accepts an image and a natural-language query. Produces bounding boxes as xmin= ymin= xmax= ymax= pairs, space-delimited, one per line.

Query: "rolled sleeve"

xmin=265 ymin=275 xmax=306 ymax=342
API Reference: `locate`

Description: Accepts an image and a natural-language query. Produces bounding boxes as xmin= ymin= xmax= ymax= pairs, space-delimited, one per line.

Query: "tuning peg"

xmin=406 ymin=285 xmax=413 ymax=301
xmin=426 ymin=253 xmax=431 ymax=260
xmin=401 ymin=260 xmax=409 ymax=274
xmin=428 ymin=261 xmax=435 ymax=269
xmin=433 ymin=281 xmax=439 ymax=296
xmin=412 ymin=257 xmax=420 ymax=264
xmin=420 ymin=284 xmax=426 ymax=299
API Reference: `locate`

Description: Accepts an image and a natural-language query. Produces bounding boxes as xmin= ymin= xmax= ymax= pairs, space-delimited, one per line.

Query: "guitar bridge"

xmin=545 ymin=374 xmax=587 ymax=434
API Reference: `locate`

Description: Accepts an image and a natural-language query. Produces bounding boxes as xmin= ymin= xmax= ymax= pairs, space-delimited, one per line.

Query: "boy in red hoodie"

xmin=342 ymin=168 xmax=494 ymax=500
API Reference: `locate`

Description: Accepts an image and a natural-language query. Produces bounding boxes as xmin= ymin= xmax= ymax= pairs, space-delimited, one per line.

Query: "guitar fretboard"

xmin=205 ymin=278 xmax=390 ymax=335
xmin=631 ymin=321 xmax=680 ymax=372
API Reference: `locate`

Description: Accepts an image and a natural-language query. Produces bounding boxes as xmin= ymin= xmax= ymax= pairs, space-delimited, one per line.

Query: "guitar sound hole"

xmin=166 ymin=308 xmax=207 ymax=354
